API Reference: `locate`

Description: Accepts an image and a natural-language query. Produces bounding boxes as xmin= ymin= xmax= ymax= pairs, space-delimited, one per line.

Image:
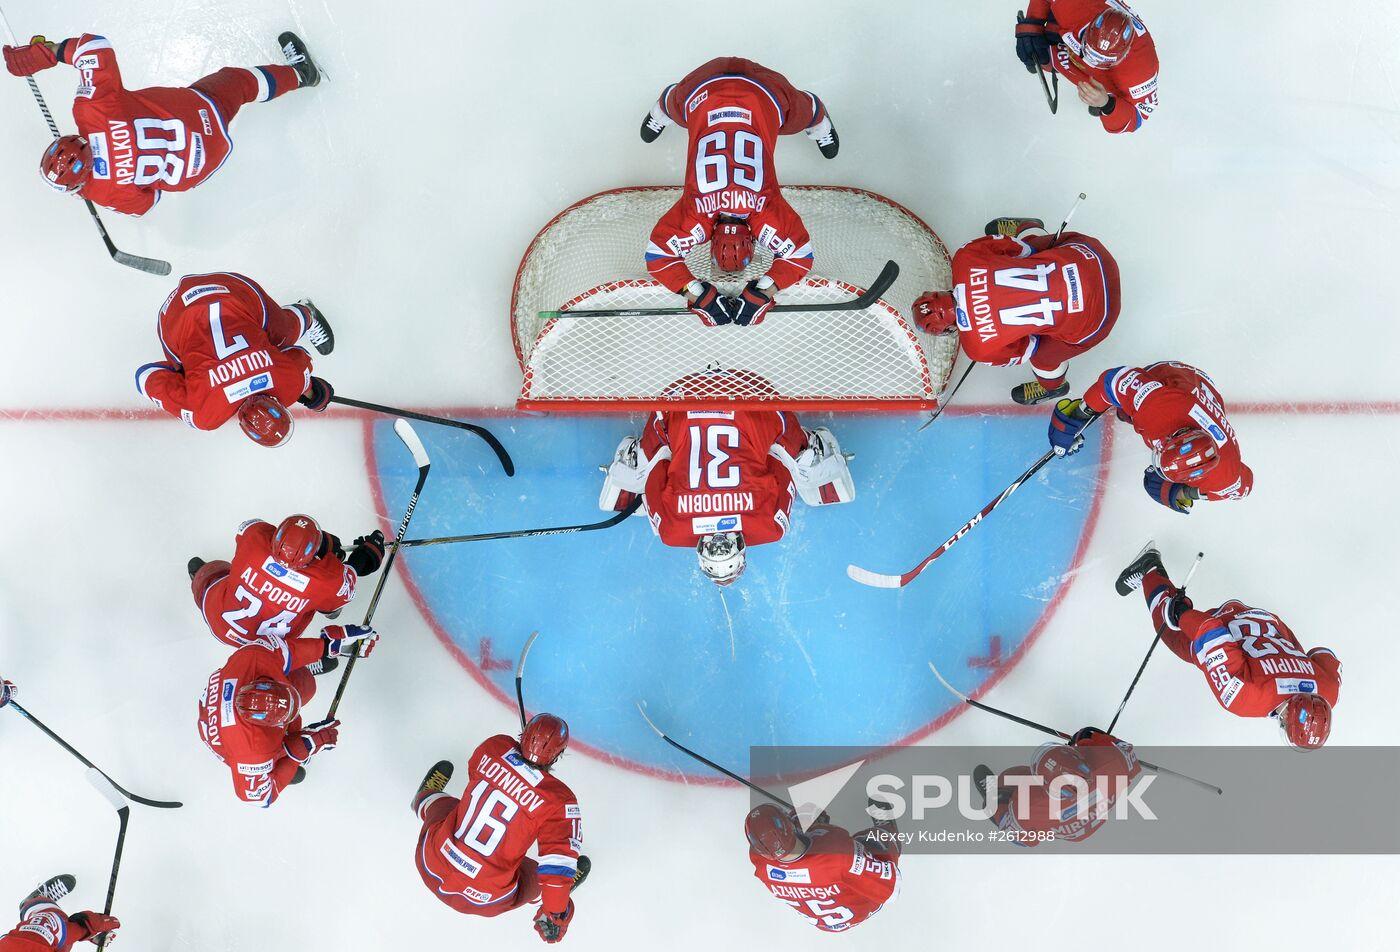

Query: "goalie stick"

xmin=635 ymin=702 xmax=795 ymax=811
xmin=849 ymin=413 xmax=1102 ymax=589
xmin=543 ymin=259 xmax=899 ymax=319
xmin=5 ymin=701 xmax=182 ymax=808
xmin=515 ymin=630 xmax=539 ymax=731
xmin=400 ymin=495 xmax=642 ymax=548
xmin=84 ymin=770 xmax=128 ymax=951
xmin=926 ymin=659 xmax=1222 ymax=795
xmin=1106 ymin=550 xmax=1204 ymax=734
xmin=0 ymin=9 xmax=172 ymax=276
xmin=327 ymin=419 xmax=430 ymax=718
xmin=331 ymin=395 xmax=514 ymax=477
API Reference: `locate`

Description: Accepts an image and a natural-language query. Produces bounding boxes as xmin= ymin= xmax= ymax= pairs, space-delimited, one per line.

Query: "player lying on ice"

xmin=640 ymin=57 xmax=837 ymax=327
xmin=3 ymin=31 xmax=319 ymax=215
xmin=972 ymin=727 xmax=1141 ymax=846
xmin=914 ymin=216 xmax=1122 ymax=405
xmin=0 ymin=874 xmax=118 ymax=951
xmin=135 ymin=272 xmax=336 ymax=447
xmin=198 ymin=631 xmax=376 ymax=807
xmin=746 ymin=801 xmax=901 ymax=933
xmin=599 ymin=409 xmax=855 ymax=586
xmin=1116 ymin=544 xmax=1340 ymax=749
xmin=1014 ymin=0 xmax=1159 ymax=133
xmin=1048 ymin=361 xmax=1253 ymax=513
xmin=189 ymin=513 xmax=385 ymax=649
xmin=412 ymin=714 xmax=590 ymax=944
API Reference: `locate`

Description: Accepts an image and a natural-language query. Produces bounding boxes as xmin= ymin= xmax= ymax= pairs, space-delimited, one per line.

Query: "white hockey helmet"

xmin=696 ymin=532 xmax=746 ymax=586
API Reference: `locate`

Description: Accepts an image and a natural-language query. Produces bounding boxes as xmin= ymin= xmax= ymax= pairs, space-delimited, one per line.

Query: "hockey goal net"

xmin=511 ymin=186 xmax=957 ymax=411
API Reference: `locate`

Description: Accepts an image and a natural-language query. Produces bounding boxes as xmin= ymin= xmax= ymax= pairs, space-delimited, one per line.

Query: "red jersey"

xmin=135 ymin=272 xmax=312 ymax=431
xmin=1029 ymin=0 xmax=1159 ymax=134
xmin=197 ymin=639 xmax=322 ymax=807
xmin=1176 ymin=602 xmax=1342 ymax=718
xmin=200 ymin=519 xmax=356 ymax=648
xmin=993 ymin=731 xmax=1142 ymax=846
xmin=641 ymin=410 xmax=805 ymax=548
xmin=0 ymin=905 xmax=76 ymax=952
xmin=417 ymin=735 xmax=582 ymax=916
xmin=1083 ymin=362 xmax=1253 ymax=500
xmin=57 ymin=34 xmax=234 ymax=215
xmin=952 ymin=232 xmax=1119 ymax=367
xmin=749 ymin=824 xmax=900 ymax=933
xmin=646 ymin=60 xmax=815 ymax=292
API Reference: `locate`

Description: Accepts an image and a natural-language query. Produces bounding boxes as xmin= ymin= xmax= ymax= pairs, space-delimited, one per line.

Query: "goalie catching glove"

xmin=598 ymin=436 xmax=669 ymax=511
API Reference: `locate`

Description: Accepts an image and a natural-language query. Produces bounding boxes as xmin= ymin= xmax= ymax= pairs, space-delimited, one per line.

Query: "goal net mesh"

xmin=511 ymin=186 xmax=957 ymax=410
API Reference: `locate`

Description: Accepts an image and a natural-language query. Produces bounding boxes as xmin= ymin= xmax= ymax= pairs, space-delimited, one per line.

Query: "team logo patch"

xmin=685 ymin=89 xmax=709 ymax=114
xmin=692 ymin=514 xmax=743 ymax=535
xmin=199 ymin=108 xmax=214 ymax=135
xmin=261 ymin=557 xmax=311 ymax=592
xmin=707 ymin=106 xmax=753 ymax=126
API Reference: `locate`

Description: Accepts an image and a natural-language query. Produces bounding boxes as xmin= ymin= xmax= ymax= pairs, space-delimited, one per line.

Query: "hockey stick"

xmin=84 ymin=770 xmax=128 ymax=951
xmin=927 ymin=659 xmax=1222 ymax=794
xmin=326 ymin=419 xmax=430 ymax=718
xmin=4 ymin=702 xmax=182 ymax=808
xmin=1106 ymin=551 xmax=1204 ymax=734
xmin=1018 ymin=10 xmax=1059 ymax=114
xmin=848 ymin=413 xmax=1102 ymax=589
xmin=400 ymin=495 xmax=642 ymax=548
xmin=636 ymin=702 xmax=795 ymax=810
xmin=330 ymin=395 xmax=514 ymax=477
xmin=0 ymin=13 xmax=172 ymax=276
xmin=515 ymin=630 xmax=539 ymax=731
xmin=1052 ymin=192 xmax=1088 ymax=245
xmin=545 ymin=260 xmax=899 ymax=319
xmin=917 ymin=360 xmax=974 ymax=433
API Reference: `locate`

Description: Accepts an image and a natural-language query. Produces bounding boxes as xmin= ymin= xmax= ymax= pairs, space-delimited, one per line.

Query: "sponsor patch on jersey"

xmin=336 ymin=571 xmax=355 ymax=600
xmin=756 ymin=223 xmax=796 ymax=257
xmin=1129 ymin=75 xmax=1159 ymax=99
xmin=775 ymin=508 xmax=790 ymax=535
xmin=686 ymin=410 xmax=735 ymax=420
xmin=692 ymin=514 xmax=743 ymax=535
xmin=1275 ymin=678 xmax=1318 ymax=695
xmin=848 ymin=841 xmax=868 ymax=875
xmin=766 ymin=865 xmax=810 ymax=883
xmin=75 ymin=54 xmax=100 ymax=69
xmin=565 ymin=803 xmax=582 ymax=819
xmin=1187 ymin=405 xmax=1229 ymax=446
xmin=685 ymin=88 xmax=709 ymax=115
xmin=503 ymin=749 xmax=545 ymax=785
xmin=239 ymin=760 xmax=274 ymax=776
xmin=1219 ymin=676 xmax=1244 ymax=708
xmin=199 ymin=108 xmax=214 ymax=135
xmin=1202 ymin=648 xmax=1228 ymax=669
xmin=953 ymin=284 xmax=971 ymax=331
xmin=220 ymin=678 xmax=238 ymax=726
xmin=261 ymin=557 xmax=311 ymax=592
xmin=1130 ymin=380 xmax=1161 ymax=411
xmin=707 ymin=106 xmax=753 ymax=126
xmin=18 ymin=910 xmax=63 ymax=943
xmin=441 ymin=840 xmax=484 ymax=878
xmin=1062 ymin=262 xmax=1084 ymax=314
xmin=181 ymin=283 xmax=230 ymax=306
xmin=88 ymin=132 xmax=110 ymax=178
xmin=222 ymin=373 xmax=273 ymax=404
xmin=666 ymin=222 xmax=709 ymax=257
xmin=189 ymin=132 xmax=206 ymax=178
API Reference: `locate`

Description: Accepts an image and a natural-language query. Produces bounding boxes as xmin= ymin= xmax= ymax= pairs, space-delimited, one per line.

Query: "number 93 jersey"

xmin=60 ymin=34 xmax=235 ymax=215
xmin=641 ymin=410 xmax=808 ymax=549
xmin=750 ymin=824 xmax=901 ymax=933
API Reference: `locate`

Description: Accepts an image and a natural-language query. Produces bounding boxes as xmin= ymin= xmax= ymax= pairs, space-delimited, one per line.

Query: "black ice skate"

xmin=21 ymin=874 xmax=75 ymax=912
xmin=971 ymin=764 xmax=994 ymax=809
xmin=412 ymin=760 xmax=454 ymax=811
xmin=984 ymin=216 xmax=1045 ymax=238
xmin=805 ymin=114 xmax=839 ymax=159
xmin=571 ymin=855 xmax=592 ymax=891
xmin=1116 ymin=542 xmax=1166 ymax=596
xmin=278 ymin=32 xmax=321 ymax=88
xmin=1011 ymin=379 xmax=1070 ymax=405
xmin=187 ymin=556 xmax=206 ymax=581
xmin=298 ymin=299 xmax=335 ymax=356
xmin=639 ymin=104 xmax=669 ymax=143
xmin=307 ymin=657 xmax=339 ymax=677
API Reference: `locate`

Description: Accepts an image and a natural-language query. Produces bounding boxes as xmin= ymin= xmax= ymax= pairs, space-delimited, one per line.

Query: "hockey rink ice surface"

xmin=1 ymin=1 xmax=1397 ymax=950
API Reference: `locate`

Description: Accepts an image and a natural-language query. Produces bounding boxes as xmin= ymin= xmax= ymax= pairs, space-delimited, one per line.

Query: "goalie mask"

xmin=696 ymin=532 xmax=746 ymax=586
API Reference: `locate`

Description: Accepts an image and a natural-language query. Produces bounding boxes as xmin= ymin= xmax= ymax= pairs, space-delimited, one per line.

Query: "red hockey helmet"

xmin=712 ymin=218 xmax=753 ymax=273
xmin=913 ymin=291 xmax=957 ymax=334
xmin=1153 ymin=428 xmax=1220 ymax=482
xmin=1034 ymin=744 xmax=1093 ymax=796
xmin=39 ymin=135 xmax=93 ymax=194
xmin=238 ymin=394 xmax=294 ymax=448
xmin=1079 ymin=10 xmax=1138 ymax=69
xmin=520 ymin=713 xmax=570 ymax=767
xmin=234 ymin=677 xmax=301 ymax=728
xmin=1275 ymin=694 xmax=1332 ymax=751
xmin=745 ymin=803 xmax=802 ymax=861
xmin=273 ymin=514 xmax=323 ymax=570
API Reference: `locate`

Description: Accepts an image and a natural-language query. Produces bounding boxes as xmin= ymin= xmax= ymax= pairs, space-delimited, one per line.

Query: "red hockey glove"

xmin=68 ymin=911 xmax=121 ymax=944
xmin=346 ymin=530 xmax=386 ymax=576
xmin=3 ymin=39 xmax=57 ymax=77
xmin=285 ymin=718 xmax=340 ymax=764
xmin=0 ymin=678 xmax=15 ymax=708
xmin=298 ymin=376 xmax=333 ymax=412
xmin=322 ymin=624 xmax=378 ymax=658
xmin=731 ymin=280 xmax=775 ymax=327
xmin=534 ymin=901 xmax=574 ymax=944
xmin=687 ymin=280 xmax=733 ymax=327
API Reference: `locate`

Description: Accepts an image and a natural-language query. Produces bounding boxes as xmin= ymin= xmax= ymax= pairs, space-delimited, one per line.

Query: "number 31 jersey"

xmin=60 ymin=34 xmax=234 ymax=215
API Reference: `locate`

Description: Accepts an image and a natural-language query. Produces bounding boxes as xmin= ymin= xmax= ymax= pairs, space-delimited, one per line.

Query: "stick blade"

xmin=515 ymin=630 xmax=540 ymax=680
xmin=112 ymin=251 xmax=172 ymax=276
xmin=85 ymin=768 xmax=126 ymax=809
xmin=635 ymin=701 xmax=665 ymax=738
xmin=927 ymin=660 xmax=970 ymax=702
xmin=846 ymin=563 xmax=905 ymax=589
xmin=393 ymin=418 xmax=430 ymax=470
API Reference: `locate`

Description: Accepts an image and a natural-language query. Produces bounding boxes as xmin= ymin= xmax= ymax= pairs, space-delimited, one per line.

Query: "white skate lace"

xmin=307 ymin=318 xmax=330 ymax=345
xmin=40 ymin=879 xmax=72 ymax=902
xmin=282 ymin=41 xmax=306 ymax=65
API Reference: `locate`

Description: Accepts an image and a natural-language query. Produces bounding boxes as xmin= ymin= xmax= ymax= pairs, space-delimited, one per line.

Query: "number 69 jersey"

xmin=200 ymin=519 xmax=356 ymax=649
xmin=750 ymin=824 xmax=901 ymax=933
xmin=58 ymin=34 xmax=235 ymax=215
xmin=418 ymin=735 xmax=582 ymax=916
xmin=950 ymin=231 xmax=1120 ymax=368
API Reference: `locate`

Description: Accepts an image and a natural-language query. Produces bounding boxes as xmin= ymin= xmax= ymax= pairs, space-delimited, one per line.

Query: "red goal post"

xmin=511 ymin=186 xmax=957 ymax=411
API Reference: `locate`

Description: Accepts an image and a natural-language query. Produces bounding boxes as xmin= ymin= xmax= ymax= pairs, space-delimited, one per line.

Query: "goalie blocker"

xmin=599 ymin=410 xmax=854 ymax=585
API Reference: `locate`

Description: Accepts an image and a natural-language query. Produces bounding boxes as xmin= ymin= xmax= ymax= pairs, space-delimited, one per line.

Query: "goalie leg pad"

xmin=791 ymin=428 xmax=856 ymax=507
xmin=599 ymin=437 xmax=659 ymax=511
